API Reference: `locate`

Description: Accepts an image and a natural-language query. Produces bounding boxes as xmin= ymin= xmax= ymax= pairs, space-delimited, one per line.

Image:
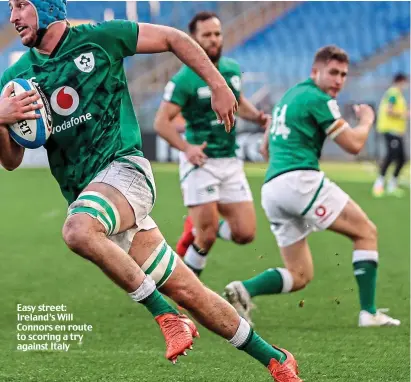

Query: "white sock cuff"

xmin=184 ymin=245 xmax=207 ymax=270
xmin=218 ymin=220 xmax=232 ymax=241
xmin=352 ymin=250 xmax=379 ymax=264
xmin=229 ymin=317 xmax=251 ymax=348
xmin=128 ymin=275 xmax=156 ymax=302
xmin=276 ymin=268 xmax=293 ymax=293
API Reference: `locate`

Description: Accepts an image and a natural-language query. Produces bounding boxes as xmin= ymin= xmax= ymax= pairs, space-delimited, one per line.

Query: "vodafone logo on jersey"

xmin=49 ymin=85 xmax=93 ymax=135
xmin=50 ymin=86 xmax=79 ymax=116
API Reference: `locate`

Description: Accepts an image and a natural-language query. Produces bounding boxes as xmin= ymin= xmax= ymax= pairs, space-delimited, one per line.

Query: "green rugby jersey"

xmin=265 ymin=78 xmax=344 ymax=183
xmin=0 ymin=20 xmax=142 ymax=204
xmin=164 ymin=57 xmax=242 ymax=158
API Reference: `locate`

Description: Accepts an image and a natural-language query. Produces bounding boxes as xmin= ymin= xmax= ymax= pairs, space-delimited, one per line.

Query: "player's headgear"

xmin=28 ymin=0 xmax=67 ymax=46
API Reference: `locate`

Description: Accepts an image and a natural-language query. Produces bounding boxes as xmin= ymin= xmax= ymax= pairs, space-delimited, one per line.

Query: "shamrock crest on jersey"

xmin=74 ymin=52 xmax=95 ymax=73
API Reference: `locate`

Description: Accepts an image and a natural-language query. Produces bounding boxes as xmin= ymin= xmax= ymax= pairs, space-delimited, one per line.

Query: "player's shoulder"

xmin=70 ymin=20 xmax=137 ymax=43
xmin=72 ymin=20 xmax=135 ymax=34
xmin=0 ymin=51 xmax=32 ymax=87
xmin=294 ymin=78 xmax=331 ymax=103
xmin=385 ymin=86 xmax=400 ymax=98
xmin=219 ymin=57 xmax=241 ymax=74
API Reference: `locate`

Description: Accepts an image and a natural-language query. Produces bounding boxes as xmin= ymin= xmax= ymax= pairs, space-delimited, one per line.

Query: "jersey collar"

xmin=50 ymin=26 xmax=70 ymax=58
xmin=31 ymin=26 xmax=71 ymax=62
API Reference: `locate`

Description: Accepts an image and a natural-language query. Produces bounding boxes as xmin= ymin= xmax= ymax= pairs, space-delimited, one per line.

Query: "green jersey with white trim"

xmin=265 ymin=78 xmax=344 ymax=183
xmin=164 ymin=57 xmax=242 ymax=158
xmin=0 ymin=21 xmax=142 ymax=204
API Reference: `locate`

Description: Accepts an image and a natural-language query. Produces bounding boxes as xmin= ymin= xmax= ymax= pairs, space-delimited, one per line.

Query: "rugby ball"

xmin=1 ymin=78 xmax=52 ymax=149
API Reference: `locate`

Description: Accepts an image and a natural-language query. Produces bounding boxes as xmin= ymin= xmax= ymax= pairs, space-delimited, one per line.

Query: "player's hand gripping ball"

xmin=1 ymin=78 xmax=53 ymax=149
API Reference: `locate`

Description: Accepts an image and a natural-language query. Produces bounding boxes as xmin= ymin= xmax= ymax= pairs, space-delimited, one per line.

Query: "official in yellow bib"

xmin=373 ymin=73 xmax=409 ymax=197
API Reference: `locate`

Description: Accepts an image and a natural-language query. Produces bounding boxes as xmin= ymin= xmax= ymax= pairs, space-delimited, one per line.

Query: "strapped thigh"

xmin=67 ymin=191 xmax=121 ymax=236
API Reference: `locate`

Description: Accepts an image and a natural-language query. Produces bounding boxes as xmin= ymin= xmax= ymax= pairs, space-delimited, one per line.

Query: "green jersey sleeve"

xmin=0 ymin=75 xmax=6 ymax=90
xmin=1 ymin=66 xmax=18 ymax=89
xmin=310 ymin=97 xmax=342 ymax=133
xmin=163 ymin=69 xmax=191 ymax=107
xmin=88 ymin=20 xmax=138 ymax=61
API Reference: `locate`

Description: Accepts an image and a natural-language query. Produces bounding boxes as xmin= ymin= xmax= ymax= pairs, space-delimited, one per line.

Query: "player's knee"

xmin=366 ymin=219 xmax=378 ymax=242
xmin=62 ymin=216 xmax=94 ymax=254
xmin=357 ymin=218 xmax=378 ymax=243
xmin=231 ymin=229 xmax=255 ymax=245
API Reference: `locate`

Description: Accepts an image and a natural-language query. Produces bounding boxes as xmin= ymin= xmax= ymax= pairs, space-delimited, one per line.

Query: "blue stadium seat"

xmin=0 ymin=1 xmax=220 ymax=75
xmin=0 ymin=2 xmax=9 ymax=25
xmin=363 ymin=50 xmax=410 ymax=81
xmin=227 ymin=1 xmax=410 ymax=89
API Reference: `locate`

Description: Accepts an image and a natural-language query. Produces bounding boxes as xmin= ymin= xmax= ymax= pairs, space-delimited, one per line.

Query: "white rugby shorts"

xmin=261 ymin=170 xmax=349 ymax=247
xmin=179 ymin=154 xmax=253 ymax=207
xmin=76 ymin=156 xmax=157 ymax=253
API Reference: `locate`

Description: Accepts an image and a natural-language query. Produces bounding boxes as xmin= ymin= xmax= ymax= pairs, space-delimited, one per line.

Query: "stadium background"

xmin=0 ymin=1 xmax=410 ymax=382
xmin=0 ymin=0 xmax=409 ymax=166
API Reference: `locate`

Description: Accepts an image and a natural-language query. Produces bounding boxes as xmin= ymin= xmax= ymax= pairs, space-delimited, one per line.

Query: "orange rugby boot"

xmin=268 ymin=346 xmax=302 ymax=382
xmin=155 ymin=313 xmax=199 ymax=363
xmin=176 ymin=215 xmax=195 ymax=257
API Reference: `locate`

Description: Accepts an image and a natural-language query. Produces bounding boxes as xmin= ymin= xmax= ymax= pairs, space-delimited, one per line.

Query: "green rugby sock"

xmin=242 ymin=268 xmax=293 ymax=297
xmin=129 ymin=276 xmax=178 ymax=317
xmin=141 ymin=290 xmax=178 ymax=317
xmin=241 ymin=330 xmax=287 ymax=366
xmin=353 ymin=250 xmax=378 ymax=314
xmin=230 ymin=318 xmax=286 ymax=366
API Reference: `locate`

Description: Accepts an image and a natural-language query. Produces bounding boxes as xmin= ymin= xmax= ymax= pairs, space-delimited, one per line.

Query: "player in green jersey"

xmin=155 ymin=12 xmax=271 ymax=276
xmin=225 ymin=45 xmax=400 ymax=328
xmin=0 ymin=1 xmax=301 ymax=380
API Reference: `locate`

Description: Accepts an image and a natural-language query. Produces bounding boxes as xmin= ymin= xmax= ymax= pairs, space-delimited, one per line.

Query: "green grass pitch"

xmin=0 ymin=162 xmax=409 ymax=381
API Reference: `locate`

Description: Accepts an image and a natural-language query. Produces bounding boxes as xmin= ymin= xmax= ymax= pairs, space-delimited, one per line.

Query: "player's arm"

xmin=0 ymin=84 xmax=41 ymax=125
xmin=259 ymin=124 xmax=270 ymax=161
xmin=333 ymin=104 xmax=375 ymax=155
xmin=237 ymin=94 xmax=271 ymax=129
xmin=0 ymin=84 xmax=41 ymax=170
xmin=154 ymin=101 xmax=187 ymax=152
xmin=0 ymin=125 xmax=24 ymax=170
xmin=136 ymin=23 xmax=237 ymax=132
xmin=154 ymin=101 xmax=207 ymax=166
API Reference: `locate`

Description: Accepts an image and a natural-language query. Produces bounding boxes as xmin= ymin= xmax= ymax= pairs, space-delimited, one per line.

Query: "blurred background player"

xmin=225 ymin=46 xmax=400 ymax=328
xmin=1 ymin=1 xmax=301 ymax=380
xmin=372 ymin=73 xmax=409 ymax=197
xmin=155 ymin=12 xmax=271 ymax=276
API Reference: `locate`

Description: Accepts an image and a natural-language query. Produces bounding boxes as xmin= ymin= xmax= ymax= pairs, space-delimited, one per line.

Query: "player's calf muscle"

xmin=195 ymin=227 xmax=218 ymax=250
xmin=289 ymin=270 xmax=313 ymax=291
xmin=354 ymin=220 xmax=378 ymax=250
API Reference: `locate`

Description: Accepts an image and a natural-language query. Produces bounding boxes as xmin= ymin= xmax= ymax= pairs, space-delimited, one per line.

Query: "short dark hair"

xmin=393 ymin=73 xmax=408 ymax=83
xmin=188 ymin=11 xmax=219 ymax=34
xmin=313 ymin=45 xmax=350 ymax=65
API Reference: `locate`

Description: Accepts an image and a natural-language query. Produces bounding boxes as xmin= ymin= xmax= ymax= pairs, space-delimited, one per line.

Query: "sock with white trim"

xmin=242 ymin=268 xmax=293 ymax=297
xmin=229 ymin=317 xmax=286 ymax=365
xmin=184 ymin=244 xmax=208 ymax=276
xmin=217 ymin=219 xmax=232 ymax=241
xmin=353 ymin=250 xmax=378 ymax=314
xmin=129 ymin=276 xmax=178 ymax=317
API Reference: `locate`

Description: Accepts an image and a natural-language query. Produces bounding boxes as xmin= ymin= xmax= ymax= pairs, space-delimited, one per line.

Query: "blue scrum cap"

xmin=29 ymin=0 xmax=67 ymax=30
